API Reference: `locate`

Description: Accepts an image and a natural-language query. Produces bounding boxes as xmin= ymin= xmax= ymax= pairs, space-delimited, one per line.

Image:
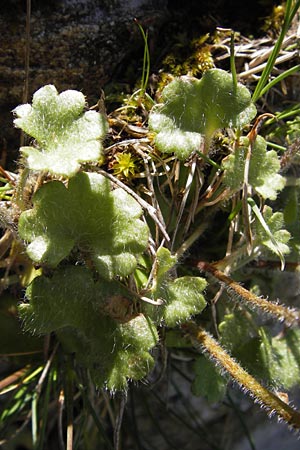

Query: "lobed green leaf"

xmin=153 ymin=246 xmax=177 ymax=288
xmin=19 ymin=266 xmax=158 ymax=390
xmin=149 ymin=69 xmax=256 ymax=160
xmin=13 ymin=85 xmax=108 ymax=177
xmin=219 ymin=312 xmax=255 ymax=353
xmin=192 ymin=356 xmax=227 ymax=403
xmin=219 ymin=313 xmax=300 ymax=390
xmin=222 ymin=135 xmax=285 ymax=200
xmin=148 ymin=248 xmax=207 ymax=326
xmin=253 ymin=205 xmax=291 ymax=257
xmin=160 ymin=277 xmax=207 ymax=327
xmin=18 ymin=171 xmax=149 ymax=279
xmin=266 ymin=328 xmax=300 ymax=389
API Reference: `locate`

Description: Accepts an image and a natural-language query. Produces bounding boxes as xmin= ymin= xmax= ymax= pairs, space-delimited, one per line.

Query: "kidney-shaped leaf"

xmin=19 ymin=266 xmax=158 ymax=390
xmin=160 ymin=276 xmax=207 ymax=327
xmin=147 ymin=248 xmax=207 ymax=326
xmin=253 ymin=205 xmax=290 ymax=257
xmin=192 ymin=356 xmax=227 ymax=403
xmin=18 ymin=171 xmax=149 ymax=279
xmin=13 ymin=85 xmax=108 ymax=177
xmin=149 ymin=69 xmax=256 ymax=160
xmin=222 ymin=135 xmax=285 ymax=200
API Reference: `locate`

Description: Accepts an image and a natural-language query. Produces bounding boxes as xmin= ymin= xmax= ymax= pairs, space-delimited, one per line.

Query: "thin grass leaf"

xmin=0 ymin=366 xmax=35 ymax=395
xmin=289 ymin=0 xmax=300 ymax=23
xmin=248 ymin=198 xmax=285 ymax=270
xmin=228 ymin=200 xmax=243 ymax=222
xmin=0 ymin=385 xmax=32 ymax=424
xmin=135 ymin=19 xmax=150 ymax=95
xmin=78 ymin=385 xmax=114 ymax=450
xmin=31 ymin=391 xmax=38 ymax=447
xmin=64 ymin=357 xmax=74 ymax=450
xmin=252 ymin=0 xmax=300 ymax=102
xmin=197 ymin=150 xmax=222 ymax=169
xmin=259 ymin=64 xmax=300 ymax=98
xmin=36 ymin=368 xmax=53 ymax=450
xmin=265 ymin=104 xmax=300 ymax=127
xmin=266 ymin=141 xmax=286 ymax=151
xmin=0 ymin=366 xmax=43 ymax=428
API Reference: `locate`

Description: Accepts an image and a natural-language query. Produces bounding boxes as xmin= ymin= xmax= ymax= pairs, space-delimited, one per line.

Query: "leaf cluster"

xmin=4 ymin=47 xmax=300 ymax=440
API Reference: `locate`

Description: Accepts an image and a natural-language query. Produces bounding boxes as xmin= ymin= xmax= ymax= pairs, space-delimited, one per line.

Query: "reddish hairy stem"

xmin=191 ymin=260 xmax=300 ymax=326
xmin=183 ymin=322 xmax=300 ymax=429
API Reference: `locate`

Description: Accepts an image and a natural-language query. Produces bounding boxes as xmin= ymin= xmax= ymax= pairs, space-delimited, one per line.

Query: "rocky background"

xmin=0 ymin=0 xmax=275 ymax=162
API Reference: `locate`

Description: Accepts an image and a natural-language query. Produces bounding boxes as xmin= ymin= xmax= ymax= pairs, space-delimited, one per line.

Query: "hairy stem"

xmin=193 ymin=260 xmax=300 ymax=326
xmin=184 ymin=322 xmax=300 ymax=429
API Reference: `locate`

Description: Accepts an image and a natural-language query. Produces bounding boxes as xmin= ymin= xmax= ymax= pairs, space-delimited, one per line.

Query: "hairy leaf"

xmin=160 ymin=277 xmax=207 ymax=327
xmin=192 ymin=356 xmax=227 ymax=403
xmin=253 ymin=206 xmax=290 ymax=257
xmin=18 ymin=171 xmax=149 ymax=278
xmin=149 ymin=69 xmax=256 ymax=159
xmin=18 ymin=266 xmax=158 ymax=390
xmin=13 ymin=85 xmax=108 ymax=177
xmin=282 ymin=185 xmax=300 ymax=258
xmin=148 ymin=248 xmax=207 ymax=326
xmin=0 ymin=293 xmax=42 ymax=355
xmin=219 ymin=312 xmax=255 ymax=353
xmin=266 ymin=328 xmax=300 ymax=389
xmin=222 ymin=135 xmax=285 ymax=200
xmin=219 ymin=313 xmax=300 ymax=390
xmin=153 ymin=246 xmax=177 ymax=288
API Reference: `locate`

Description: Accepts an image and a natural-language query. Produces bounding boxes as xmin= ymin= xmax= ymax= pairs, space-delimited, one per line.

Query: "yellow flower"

xmin=112 ymin=152 xmax=138 ymax=179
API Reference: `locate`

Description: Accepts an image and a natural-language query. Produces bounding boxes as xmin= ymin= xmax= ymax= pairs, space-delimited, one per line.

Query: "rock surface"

xmin=0 ymin=0 xmax=274 ymax=158
xmin=0 ymin=0 xmax=167 ymax=158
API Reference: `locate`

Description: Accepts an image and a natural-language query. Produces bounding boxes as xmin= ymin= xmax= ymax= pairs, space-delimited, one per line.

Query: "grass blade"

xmin=252 ymin=0 xmax=300 ymax=102
xmin=259 ymin=64 xmax=300 ymax=98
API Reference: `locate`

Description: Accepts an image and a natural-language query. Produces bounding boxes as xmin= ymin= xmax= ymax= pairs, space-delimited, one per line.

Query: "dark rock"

xmin=0 ymin=0 xmax=167 ymax=161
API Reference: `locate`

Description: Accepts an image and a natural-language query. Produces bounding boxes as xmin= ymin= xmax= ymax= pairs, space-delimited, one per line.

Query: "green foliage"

xmin=18 ymin=171 xmax=149 ymax=278
xmin=222 ymin=135 xmax=285 ymax=200
xmin=12 ymin=70 xmax=297 ymax=403
xmin=192 ymin=356 xmax=227 ymax=403
xmin=219 ymin=313 xmax=300 ymax=390
xmin=264 ymin=328 xmax=300 ymax=389
xmin=0 ymin=293 xmax=42 ymax=355
xmin=3 ymin=30 xmax=300 ymax=442
xmin=253 ymin=205 xmax=291 ymax=258
xmin=153 ymin=246 xmax=177 ymax=288
xmin=157 ymin=276 xmax=207 ymax=327
xmin=19 ymin=266 xmax=158 ymax=390
xmin=149 ymin=248 xmax=207 ymax=326
xmin=282 ymin=185 xmax=300 ymax=258
xmin=148 ymin=68 xmax=256 ymax=159
xmin=219 ymin=311 xmax=255 ymax=353
xmin=286 ymin=114 xmax=300 ymax=140
xmin=13 ymin=85 xmax=108 ymax=177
